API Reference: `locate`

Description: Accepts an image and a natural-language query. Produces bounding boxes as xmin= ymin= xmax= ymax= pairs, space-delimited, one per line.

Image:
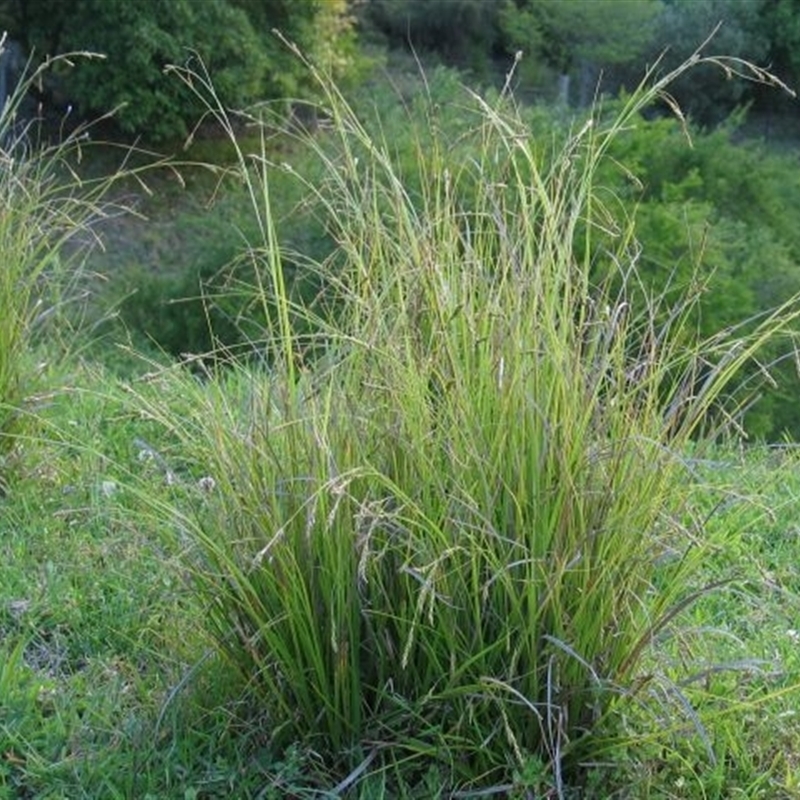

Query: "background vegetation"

xmin=4 ymin=0 xmax=797 ymax=436
xmin=0 ymin=0 xmax=360 ymax=140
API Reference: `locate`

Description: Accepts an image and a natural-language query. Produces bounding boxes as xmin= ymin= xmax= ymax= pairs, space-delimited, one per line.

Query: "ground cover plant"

xmin=2 ymin=40 xmax=800 ymax=798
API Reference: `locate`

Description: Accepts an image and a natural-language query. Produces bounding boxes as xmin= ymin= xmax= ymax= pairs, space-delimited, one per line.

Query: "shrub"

xmin=6 ymin=0 xmax=363 ymax=143
xmin=644 ymin=0 xmax=771 ymax=124
xmin=597 ymin=110 xmax=800 ymax=438
xmin=128 ymin=52 xmax=799 ymax=794
xmin=360 ymin=0 xmax=502 ymax=78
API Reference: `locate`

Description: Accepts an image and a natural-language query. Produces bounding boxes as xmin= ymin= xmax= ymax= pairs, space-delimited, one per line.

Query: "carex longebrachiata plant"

xmin=133 ymin=42 xmax=799 ymax=793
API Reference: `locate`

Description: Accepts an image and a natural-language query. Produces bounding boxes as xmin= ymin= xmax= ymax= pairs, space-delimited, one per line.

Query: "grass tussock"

xmin=116 ymin=50 xmax=800 ymax=794
xmin=0 ymin=42 xmax=116 ymax=487
xmin=0 ymin=36 xmax=182 ymax=489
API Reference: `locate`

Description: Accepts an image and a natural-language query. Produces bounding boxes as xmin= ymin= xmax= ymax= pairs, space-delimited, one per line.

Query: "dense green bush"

xmin=598 ymin=111 xmax=800 ymax=438
xmin=1 ymin=0 xmax=361 ymax=142
xmin=499 ymin=0 xmax=662 ymax=104
xmin=643 ymin=0 xmax=771 ymax=124
xmin=359 ymin=0 xmax=502 ymax=78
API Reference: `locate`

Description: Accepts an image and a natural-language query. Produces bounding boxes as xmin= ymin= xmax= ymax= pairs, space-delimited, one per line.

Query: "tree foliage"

xmin=360 ymin=0 xmax=798 ymax=120
xmin=498 ymin=0 xmax=662 ymax=102
xmin=502 ymin=0 xmax=662 ymax=71
xmin=360 ymin=0 xmax=503 ymax=77
xmin=643 ymin=0 xmax=771 ymax=123
xmin=764 ymin=0 xmax=800 ymax=79
xmin=0 ymin=0 xmax=360 ymax=141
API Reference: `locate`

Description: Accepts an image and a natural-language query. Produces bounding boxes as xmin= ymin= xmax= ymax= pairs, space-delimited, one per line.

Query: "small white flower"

xmin=198 ymin=476 xmax=216 ymax=493
xmin=787 ymin=629 xmax=800 ymax=643
xmin=8 ymin=599 xmax=31 ymax=617
xmin=101 ymin=480 xmax=117 ymax=498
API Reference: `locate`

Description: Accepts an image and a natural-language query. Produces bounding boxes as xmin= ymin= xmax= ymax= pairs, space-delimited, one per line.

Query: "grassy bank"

xmin=2 ymin=49 xmax=800 ymax=798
